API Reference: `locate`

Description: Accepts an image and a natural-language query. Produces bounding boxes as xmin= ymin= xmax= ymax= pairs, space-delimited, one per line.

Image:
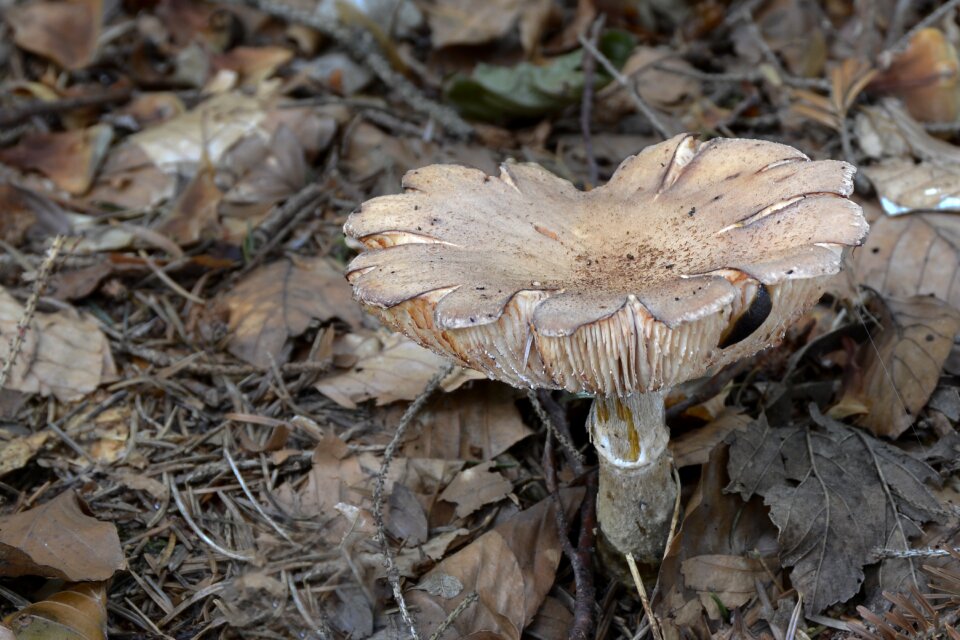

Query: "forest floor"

xmin=1 ymin=0 xmax=960 ymax=638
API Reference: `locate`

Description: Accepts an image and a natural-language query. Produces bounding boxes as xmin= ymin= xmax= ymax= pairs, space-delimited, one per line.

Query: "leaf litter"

xmin=1 ymin=0 xmax=960 ymax=638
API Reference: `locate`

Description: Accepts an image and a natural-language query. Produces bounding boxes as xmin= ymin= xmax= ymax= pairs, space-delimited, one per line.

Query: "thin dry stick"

xmin=625 ymin=552 xmax=664 ymax=640
xmin=428 ymin=592 xmax=478 ymax=640
xmin=373 ymin=363 xmax=455 ymax=640
xmin=216 ymin=0 xmax=472 ymax=138
xmin=543 ymin=429 xmax=595 ymax=640
xmin=577 ymin=34 xmax=673 ymax=140
xmin=166 ymin=472 xmax=256 ymax=562
xmin=527 ymin=390 xmax=586 ymax=473
xmin=0 ymin=235 xmax=66 ymax=392
xmin=873 ymin=546 xmax=960 ymax=559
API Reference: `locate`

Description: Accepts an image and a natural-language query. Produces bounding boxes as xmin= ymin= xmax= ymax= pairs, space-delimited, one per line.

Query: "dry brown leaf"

xmin=439 ymin=461 xmax=513 ymax=519
xmin=425 ymin=0 xmax=551 ymax=52
xmin=0 ymin=183 xmax=72 ymax=247
xmin=130 ymin=92 xmax=267 ymax=170
xmin=223 ymin=125 xmax=307 ymax=206
xmin=155 ymin=163 xmax=224 ymax=246
xmin=213 ymin=45 xmax=294 ymax=87
xmin=526 ymin=596 xmax=573 ymax=640
xmin=0 ymin=125 xmax=113 ymax=195
xmin=398 ymin=382 xmax=533 ymax=461
xmin=670 ymin=409 xmax=751 ymax=469
xmin=218 ymin=257 xmax=362 ymax=368
xmin=0 ymin=288 xmax=115 ymax=402
xmin=838 ymin=295 xmax=960 ymax=438
xmin=657 ymin=445 xmax=778 ymax=636
xmin=596 ymin=46 xmax=700 ymax=122
xmin=7 ymin=0 xmax=104 ymax=70
xmin=406 ymin=488 xmax=584 ymax=639
xmin=681 ymin=554 xmax=771 ymax=619
xmin=385 ymin=483 xmax=428 ymax=545
xmin=864 ymin=159 xmax=960 ymax=214
xmin=854 ymin=212 xmax=960 ymax=308
xmin=0 ymin=492 xmax=125 ymax=581
xmin=726 ymin=410 xmax=942 ymax=615
xmin=2 ymin=581 xmax=107 ymax=640
xmin=296 ymin=435 xmax=366 ymax=519
xmin=0 ymin=432 xmax=51 ymax=477
xmin=871 ymin=28 xmax=959 ymax=123
xmin=317 ymin=334 xmax=484 ymax=408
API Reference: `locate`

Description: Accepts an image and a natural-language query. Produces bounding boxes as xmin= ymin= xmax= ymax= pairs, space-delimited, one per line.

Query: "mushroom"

xmin=343 ymin=134 xmax=868 ymax=565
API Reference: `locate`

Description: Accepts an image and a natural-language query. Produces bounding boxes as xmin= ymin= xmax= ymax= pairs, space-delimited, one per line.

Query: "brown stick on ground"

xmin=543 ymin=429 xmax=596 ymax=640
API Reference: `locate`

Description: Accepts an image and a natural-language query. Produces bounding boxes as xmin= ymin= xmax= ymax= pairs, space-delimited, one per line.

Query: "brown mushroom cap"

xmin=344 ymin=134 xmax=868 ymax=395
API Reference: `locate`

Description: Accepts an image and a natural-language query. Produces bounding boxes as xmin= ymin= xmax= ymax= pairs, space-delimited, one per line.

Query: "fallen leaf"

xmin=725 ymin=409 xmax=942 ymax=614
xmin=385 ymin=483 xmax=428 ymax=545
xmin=596 ymin=46 xmax=700 ymax=120
xmin=657 ymin=445 xmax=778 ymax=636
xmin=0 ymin=288 xmax=115 ymax=402
xmin=864 ymin=158 xmax=960 ymax=214
xmin=526 ymin=597 xmax=573 ymax=640
xmin=2 ymin=581 xmax=107 ymax=640
xmin=155 ymin=163 xmax=224 ymax=246
xmin=0 ymin=492 xmax=125 ymax=581
xmin=425 ymin=0 xmax=551 ymax=52
xmin=838 ymin=295 xmax=960 ymax=438
xmin=218 ymin=257 xmax=362 ymax=368
xmin=222 ymin=125 xmax=307 ymax=205
xmin=855 ymin=212 xmax=960 ymax=308
xmin=439 ymin=461 xmax=513 ymax=519
xmin=681 ymin=554 xmax=771 ymax=619
xmin=130 ymin=92 xmax=266 ymax=170
xmin=212 ymin=45 xmax=294 ymax=87
xmin=316 ymin=334 xmax=484 ymax=408
xmin=870 ymin=28 xmax=959 ymax=124
xmin=670 ymin=409 xmax=751 ymax=468
xmin=405 ymin=488 xmax=584 ymax=639
xmin=445 ymin=31 xmax=634 ymax=123
xmin=0 ymin=432 xmax=51 ymax=477
xmin=7 ymin=0 xmax=104 ymax=70
xmin=0 ymin=125 xmax=113 ymax=195
xmin=398 ymin=382 xmax=533 ymax=461
xmin=0 ymin=183 xmax=72 ymax=247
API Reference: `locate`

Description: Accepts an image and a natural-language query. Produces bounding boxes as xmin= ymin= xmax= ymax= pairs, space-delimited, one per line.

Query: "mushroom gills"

xmin=718 ymin=283 xmax=772 ymax=348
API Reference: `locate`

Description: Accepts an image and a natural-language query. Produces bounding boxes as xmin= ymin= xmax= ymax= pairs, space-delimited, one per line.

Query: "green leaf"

xmin=444 ymin=30 xmax=635 ymax=123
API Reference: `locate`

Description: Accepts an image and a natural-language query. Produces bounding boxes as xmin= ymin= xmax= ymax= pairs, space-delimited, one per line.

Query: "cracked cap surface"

xmin=344 ymin=134 xmax=868 ymax=395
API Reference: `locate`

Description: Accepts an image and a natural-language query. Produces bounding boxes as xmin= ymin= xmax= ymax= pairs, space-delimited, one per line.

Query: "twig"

xmin=0 ymin=235 xmax=66 ymax=391
xmin=373 ymin=363 xmax=455 ymax=640
xmin=244 ymin=183 xmax=325 ymax=274
xmin=166 ymin=472 xmax=256 ymax=562
xmin=136 ymin=250 xmax=206 ymax=305
xmin=0 ymin=85 xmax=132 ymax=128
xmin=216 ymin=0 xmax=472 ymax=139
xmin=572 ymin=474 xmax=598 ymax=640
xmin=543 ymin=430 xmax=595 ymax=640
xmin=580 ymin=16 xmax=605 ymax=187
xmin=577 ymin=34 xmax=673 ymax=140
xmin=887 ymin=0 xmax=960 ymax=56
xmin=528 ymin=390 xmax=586 ymax=474
xmin=428 ymin=592 xmax=478 ymax=640
xmin=625 ymin=553 xmax=664 ymax=640
xmin=116 ymin=342 xmax=331 ymax=376
xmin=872 ymin=546 xmax=960 ymax=559
xmin=883 ymin=0 xmax=915 ymax=50
xmin=285 ymin=571 xmax=334 ymax=639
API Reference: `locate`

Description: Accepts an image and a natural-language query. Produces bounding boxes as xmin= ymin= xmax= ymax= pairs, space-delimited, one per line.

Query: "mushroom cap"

xmin=344 ymin=134 xmax=868 ymax=396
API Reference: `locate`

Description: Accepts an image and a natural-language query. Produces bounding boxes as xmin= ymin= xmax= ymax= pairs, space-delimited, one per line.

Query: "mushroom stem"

xmin=588 ymin=390 xmax=676 ymax=565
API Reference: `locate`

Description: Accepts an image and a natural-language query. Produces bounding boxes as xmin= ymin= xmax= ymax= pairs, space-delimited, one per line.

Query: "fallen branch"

xmin=372 ymin=363 xmax=455 ymax=640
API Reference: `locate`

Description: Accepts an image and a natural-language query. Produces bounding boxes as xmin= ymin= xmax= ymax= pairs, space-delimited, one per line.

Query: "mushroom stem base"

xmin=589 ymin=390 xmax=676 ymax=566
